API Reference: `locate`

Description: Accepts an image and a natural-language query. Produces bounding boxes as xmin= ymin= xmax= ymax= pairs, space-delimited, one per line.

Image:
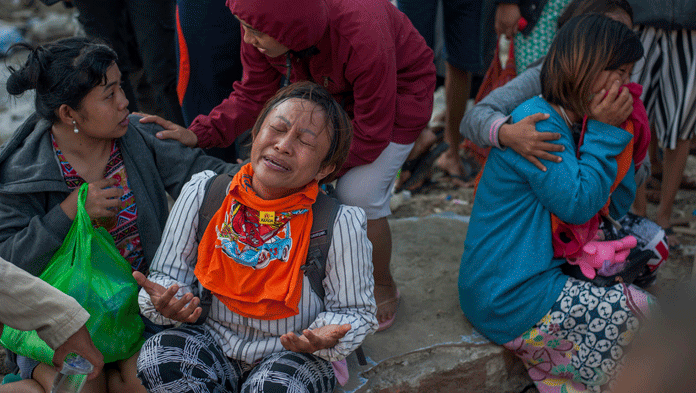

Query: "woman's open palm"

xmin=280 ymin=324 xmax=351 ymax=353
xmin=133 ymin=271 xmax=202 ymax=323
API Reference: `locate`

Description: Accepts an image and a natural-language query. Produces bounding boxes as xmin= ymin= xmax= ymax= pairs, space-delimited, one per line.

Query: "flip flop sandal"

xmin=407 ymin=178 xmax=437 ymax=194
xmin=399 ymin=127 xmax=446 ymax=172
xmin=376 ymin=288 xmax=401 ymax=332
xmin=396 ymin=142 xmax=448 ymax=192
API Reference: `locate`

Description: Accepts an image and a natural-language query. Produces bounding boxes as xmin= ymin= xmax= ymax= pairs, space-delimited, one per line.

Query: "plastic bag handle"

xmin=76 ymin=183 xmax=90 ymax=224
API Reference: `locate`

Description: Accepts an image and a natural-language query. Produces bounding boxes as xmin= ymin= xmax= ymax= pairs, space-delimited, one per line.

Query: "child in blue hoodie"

xmin=459 ymin=15 xmax=654 ymax=392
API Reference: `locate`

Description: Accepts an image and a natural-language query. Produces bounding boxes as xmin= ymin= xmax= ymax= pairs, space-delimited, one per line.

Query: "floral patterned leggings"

xmin=504 ymin=277 xmax=654 ymax=392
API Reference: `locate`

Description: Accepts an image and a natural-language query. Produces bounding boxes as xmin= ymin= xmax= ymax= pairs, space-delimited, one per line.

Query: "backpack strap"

xmin=301 ymin=191 xmax=340 ymax=300
xmin=196 ymin=172 xmax=235 ymax=244
xmin=194 ymin=171 xmax=236 ymax=325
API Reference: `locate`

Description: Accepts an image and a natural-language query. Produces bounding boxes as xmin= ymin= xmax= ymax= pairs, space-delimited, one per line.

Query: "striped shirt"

xmin=139 ymin=171 xmax=378 ymax=364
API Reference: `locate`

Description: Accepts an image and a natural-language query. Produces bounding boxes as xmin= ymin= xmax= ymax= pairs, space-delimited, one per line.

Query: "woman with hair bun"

xmin=0 ymin=36 xmax=236 ymax=393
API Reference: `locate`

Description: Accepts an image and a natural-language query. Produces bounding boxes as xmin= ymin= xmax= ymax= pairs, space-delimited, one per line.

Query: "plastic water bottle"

xmin=50 ymin=353 xmax=93 ymax=393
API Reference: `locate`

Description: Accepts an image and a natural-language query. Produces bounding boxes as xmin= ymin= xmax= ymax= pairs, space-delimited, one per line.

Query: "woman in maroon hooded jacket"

xmin=141 ymin=0 xmax=436 ymax=331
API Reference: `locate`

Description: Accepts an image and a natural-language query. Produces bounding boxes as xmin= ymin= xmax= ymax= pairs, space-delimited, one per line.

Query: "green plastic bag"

xmin=1 ymin=183 xmax=144 ymax=364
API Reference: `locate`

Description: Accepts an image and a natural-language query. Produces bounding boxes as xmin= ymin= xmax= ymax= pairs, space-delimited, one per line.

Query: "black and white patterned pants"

xmin=136 ymin=325 xmax=336 ymax=393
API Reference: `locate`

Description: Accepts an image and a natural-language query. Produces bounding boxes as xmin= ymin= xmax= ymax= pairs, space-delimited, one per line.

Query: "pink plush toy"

xmin=568 ymin=235 xmax=637 ymax=279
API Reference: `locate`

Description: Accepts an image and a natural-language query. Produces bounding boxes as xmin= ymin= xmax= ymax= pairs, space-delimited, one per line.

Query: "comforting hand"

xmin=60 ymin=178 xmax=123 ymax=220
xmin=280 ymin=324 xmax=351 ymax=353
xmin=133 ymin=271 xmax=202 ymax=323
xmin=53 ymin=325 xmax=104 ymax=380
xmin=589 ymin=80 xmax=633 ymax=127
xmin=494 ymin=3 xmax=521 ymax=39
xmin=137 ymin=113 xmax=199 ymax=147
xmin=498 ymin=113 xmax=564 ymax=171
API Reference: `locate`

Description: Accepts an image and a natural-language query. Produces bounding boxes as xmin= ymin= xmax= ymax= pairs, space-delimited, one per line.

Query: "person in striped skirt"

xmin=629 ymin=0 xmax=696 ymax=248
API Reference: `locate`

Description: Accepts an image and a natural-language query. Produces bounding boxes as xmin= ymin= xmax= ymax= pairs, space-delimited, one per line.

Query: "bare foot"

xmin=663 ymin=227 xmax=681 ymax=251
xmin=374 ymin=282 xmax=400 ymax=330
xmin=435 ymin=148 xmax=469 ymax=186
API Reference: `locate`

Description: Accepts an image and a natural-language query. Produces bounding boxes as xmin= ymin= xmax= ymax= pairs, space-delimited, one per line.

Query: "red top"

xmin=190 ymin=0 xmax=436 ymax=174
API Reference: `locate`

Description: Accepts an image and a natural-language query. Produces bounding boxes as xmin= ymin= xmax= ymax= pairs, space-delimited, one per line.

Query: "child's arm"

xmin=461 ymin=64 xmax=544 ymax=150
xmin=461 ymin=63 xmax=563 ymax=171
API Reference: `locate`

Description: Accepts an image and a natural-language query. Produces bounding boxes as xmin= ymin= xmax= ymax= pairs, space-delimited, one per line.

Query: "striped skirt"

xmin=632 ymin=26 xmax=696 ymax=150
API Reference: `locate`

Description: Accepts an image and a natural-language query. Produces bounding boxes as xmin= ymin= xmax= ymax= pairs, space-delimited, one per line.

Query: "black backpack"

xmin=192 ymin=172 xmax=368 ymax=365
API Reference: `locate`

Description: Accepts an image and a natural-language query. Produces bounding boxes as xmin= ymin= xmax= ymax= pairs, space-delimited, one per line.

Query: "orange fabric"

xmin=467 ymin=36 xmax=514 ymax=186
xmin=603 ymin=119 xmax=634 ymax=213
xmin=461 ymin=140 xmax=490 ymax=168
xmin=475 ymin=38 xmax=517 ymax=104
xmin=471 ymin=160 xmax=486 ymax=201
xmin=175 ymin=6 xmax=189 ymax=106
xmin=195 ymin=164 xmax=318 ymax=320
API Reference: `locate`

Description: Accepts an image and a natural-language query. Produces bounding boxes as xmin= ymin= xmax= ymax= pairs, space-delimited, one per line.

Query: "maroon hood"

xmin=227 ymin=0 xmax=328 ymax=52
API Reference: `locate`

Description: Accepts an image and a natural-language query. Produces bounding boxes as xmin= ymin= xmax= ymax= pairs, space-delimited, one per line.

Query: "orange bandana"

xmin=195 ymin=164 xmax=318 ymax=320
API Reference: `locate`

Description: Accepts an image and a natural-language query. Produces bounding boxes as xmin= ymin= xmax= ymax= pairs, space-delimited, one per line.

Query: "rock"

xmin=357 ymin=343 xmax=531 ymax=393
xmin=25 ymin=13 xmax=81 ymax=44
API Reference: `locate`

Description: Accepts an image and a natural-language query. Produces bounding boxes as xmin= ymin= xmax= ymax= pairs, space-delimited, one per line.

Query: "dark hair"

xmin=557 ymin=0 xmax=633 ymax=29
xmin=6 ymin=37 xmax=118 ymax=123
xmin=540 ymin=14 xmax=643 ymax=117
xmin=251 ymin=81 xmax=353 ymax=184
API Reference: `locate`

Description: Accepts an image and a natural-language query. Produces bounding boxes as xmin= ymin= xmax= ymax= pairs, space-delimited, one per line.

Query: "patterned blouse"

xmin=52 ymin=135 xmax=146 ymax=274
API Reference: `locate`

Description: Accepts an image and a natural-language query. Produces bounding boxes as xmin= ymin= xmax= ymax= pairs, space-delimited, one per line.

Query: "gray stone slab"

xmin=338 ymin=215 xmax=531 ymax=392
